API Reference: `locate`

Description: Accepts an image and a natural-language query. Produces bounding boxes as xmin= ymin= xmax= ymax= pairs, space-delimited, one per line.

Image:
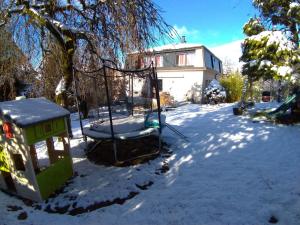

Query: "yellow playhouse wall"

xmin=0 ymin=120 xmax=42 ymax=202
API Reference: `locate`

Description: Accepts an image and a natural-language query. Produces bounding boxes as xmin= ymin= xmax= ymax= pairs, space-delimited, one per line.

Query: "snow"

xmin=249 ymin=59 xmax=257 ymax=67
xmin=90 ymin=116 xmax=146 ymax=134
xmin=55 ymin=78 xmax=66 ymax=96
xmin=248 ymin=31 xmax=295 ymax=51
xmin=2 ymin=103 xmax=300 ymax=224
xmin=259 ymin=60 xmax=272 ymax=68
xmin=290 ymin=2 xmax=300 ymax=9
xmin=83 ymin=127 xmax=159 ymax=140
xmin=0 ymin=98 xmax=70 ymax=127
xmin=273 ymin=66 xmax=293 ymax=77
xmin=204 ymin=79 xmax=226 ymax=101
xmin=150 ymin=43 xmax=202 ymax=52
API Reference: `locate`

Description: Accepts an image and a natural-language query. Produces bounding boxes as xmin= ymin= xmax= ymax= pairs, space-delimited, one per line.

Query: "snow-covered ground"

xmin=2 ymin=103 xmax=300 ymax=225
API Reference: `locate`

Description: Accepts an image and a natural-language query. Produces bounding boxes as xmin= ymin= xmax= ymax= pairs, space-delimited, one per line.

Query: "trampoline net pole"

xmin=73 ymin=67 xmax=87 ymax=143
xmin=103 ymin=62 xmax=118 ymax=162
xmin=153 ymin=64 xmax=162 ymax=134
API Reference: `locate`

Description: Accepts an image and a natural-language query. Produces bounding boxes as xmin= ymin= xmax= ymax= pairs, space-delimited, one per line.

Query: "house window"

xmin=210 ymin=55 xmax=214 ymax=69
xmin=12 ymin=154 xmax=25 ymax=171
xmin=155 ymin=55 xmax=163 ymax=67
xmin=139 ymin=57 xmax=145 ymax=68
xmin=144 ymin=57 xmax=149 ymax=67
xmin=176 ymin=54 xmax=186 ymax=66
xmin=144 ymin=56 xmax=155 ymax=67
xmin=186 ymin=52 xmax=195 ymax=66
xmin=176 ymin=52 xmax=194 ymax=66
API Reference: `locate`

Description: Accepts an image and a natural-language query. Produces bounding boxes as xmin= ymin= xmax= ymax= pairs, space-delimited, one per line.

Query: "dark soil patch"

xmin=155 ymin=161 xmax=170 ymax=175
xmin=7 ymin=205 xmax=23 ymax=211
xmin=44 ymin=204 xmax=70 ymax=214
xmin=135 ymin=181 xmax=154 ymax=190
xmin=32 ymin=191 xmax=140 ymax=216
xmin=86 ymin=135 xmax=165 ymax=166
xmin=22 ymin=199 xmax=34 ymax=207
xmin=276 ymin=114 xmax=300 ymax=125
xmin=68 ymin=191 xmax=139 ymax=216
xmin=269 ymin=216 xmax=278 ymax=224
xmin=17 ymin=211 xmax=27 ymax=220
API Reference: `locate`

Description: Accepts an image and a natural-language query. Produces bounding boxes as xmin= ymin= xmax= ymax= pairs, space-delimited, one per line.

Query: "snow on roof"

xmin=0 ymin=98 xmax=70 ymax=127
xmin=149 ymin=43 xmax=202 ymax=52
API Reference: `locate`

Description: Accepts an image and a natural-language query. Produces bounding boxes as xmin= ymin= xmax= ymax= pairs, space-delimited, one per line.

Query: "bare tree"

xmin=0 ymin=0 xmax=171 ymax=107
xmin=0 ymin=26 xmax=35 ymax=101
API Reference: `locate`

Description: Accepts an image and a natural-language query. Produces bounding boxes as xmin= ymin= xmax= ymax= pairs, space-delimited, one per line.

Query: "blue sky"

xmin=154 ymin=0 xmax=258 ymax=47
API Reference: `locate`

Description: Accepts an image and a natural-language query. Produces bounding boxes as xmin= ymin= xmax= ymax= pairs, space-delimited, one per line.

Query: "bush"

xmin=220 ymin=72 xmax=244 ymax=103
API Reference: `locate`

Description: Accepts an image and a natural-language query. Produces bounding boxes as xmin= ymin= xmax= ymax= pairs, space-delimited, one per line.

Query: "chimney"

xmin=181 ymin=36 xmax=187 ymax=43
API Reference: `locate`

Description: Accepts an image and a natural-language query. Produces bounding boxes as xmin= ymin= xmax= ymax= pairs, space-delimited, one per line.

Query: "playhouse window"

xmin=34 ymin=140 xmax=51 ymax=170
xmin=30 ymin=135 xmax=69 ymax=174
xmin=12 ymin=154 xmax=25 ymax=171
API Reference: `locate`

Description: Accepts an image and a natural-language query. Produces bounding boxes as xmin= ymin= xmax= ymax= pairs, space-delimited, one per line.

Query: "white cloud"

xmin=170 ymin=25 xmax=200 ymax=40
xmin=210 ymin=40 xmax=244 ymax=72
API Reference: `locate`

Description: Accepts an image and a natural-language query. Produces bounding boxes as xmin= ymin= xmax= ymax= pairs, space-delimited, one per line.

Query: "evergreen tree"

xmin=253 ymin=0 xmax=300 ymax=47
xmin=241 ymin=18 xmax=299 ymax=83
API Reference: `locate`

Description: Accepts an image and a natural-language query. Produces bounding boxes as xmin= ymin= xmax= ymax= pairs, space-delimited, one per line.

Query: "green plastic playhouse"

xmin=0 ymin=98 xmax=73 ymax=202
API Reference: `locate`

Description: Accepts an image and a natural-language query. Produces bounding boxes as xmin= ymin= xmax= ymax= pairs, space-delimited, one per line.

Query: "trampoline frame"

xmin=73 ymin=59 xmax=162 ymax=163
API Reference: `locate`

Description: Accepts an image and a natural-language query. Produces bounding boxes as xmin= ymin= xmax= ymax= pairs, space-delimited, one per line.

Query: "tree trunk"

xmin=248 ymin=78 xmax=253 ymax=102
xmin=290 ymin=22 xmax=299 ymax=48
xmin=55 ymin=37 xmax=75 ymax=138
xmin=277 ymin=79 xmax=282 ymax=103
xmin=55 ymin=37 xmax=75 ymax=109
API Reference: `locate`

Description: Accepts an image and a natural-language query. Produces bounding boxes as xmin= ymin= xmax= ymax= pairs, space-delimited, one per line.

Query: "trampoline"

xmin=73 ymin=59 xmax=163 ymax=162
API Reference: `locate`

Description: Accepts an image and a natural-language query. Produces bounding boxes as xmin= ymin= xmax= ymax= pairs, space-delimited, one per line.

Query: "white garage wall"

xmin=157 ymin=71 xmax=204 ymax=102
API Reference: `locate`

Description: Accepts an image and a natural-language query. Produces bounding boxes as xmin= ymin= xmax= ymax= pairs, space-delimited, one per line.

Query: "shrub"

xmin=220 ymin=72 xmax=244 ymax=103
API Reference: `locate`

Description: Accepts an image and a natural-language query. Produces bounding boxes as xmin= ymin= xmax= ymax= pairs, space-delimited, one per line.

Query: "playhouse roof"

xmin=0 ymin=98 xmax=70 ymax=127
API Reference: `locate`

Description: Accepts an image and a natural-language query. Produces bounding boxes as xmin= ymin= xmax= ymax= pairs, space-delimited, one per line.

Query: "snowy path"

xmin=2 ymin=103 xmax=300 ymax=225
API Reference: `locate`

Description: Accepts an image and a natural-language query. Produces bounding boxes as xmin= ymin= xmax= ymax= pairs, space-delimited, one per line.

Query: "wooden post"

xmin=29 ymin=145 xmax=40 ymax=173
xmin=61 ymin=132 xmax=70 ymax=155
xmin=46 ymin=137 xmax=56 ymax=164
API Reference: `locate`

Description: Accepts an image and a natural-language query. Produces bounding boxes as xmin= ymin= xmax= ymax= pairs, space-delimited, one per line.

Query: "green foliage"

xmin=220 ymin=72 xmax=244 ymax=103
xmin=243 ymin=18 xmax=265 ymax=36
xmin=240 ymin=17 xmax=298 ymax=82
xmin=253 ymin=0 xmax=300 ymax=46
xmin=242 ymin=1 xmax=300 ymax=85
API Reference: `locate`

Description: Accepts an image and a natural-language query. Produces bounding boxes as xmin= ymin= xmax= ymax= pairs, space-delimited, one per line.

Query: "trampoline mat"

xmin=90 ymin=116 xmax=145 ymax=134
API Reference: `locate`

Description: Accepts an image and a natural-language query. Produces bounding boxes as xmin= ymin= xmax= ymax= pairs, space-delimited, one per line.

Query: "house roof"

xmin=149 ymin=43 xmax=203 ymax=52
xmin=0 ymin=98 xmax=70 ymax=127
xmin=128 ymin=43 xmax=222 ymax=63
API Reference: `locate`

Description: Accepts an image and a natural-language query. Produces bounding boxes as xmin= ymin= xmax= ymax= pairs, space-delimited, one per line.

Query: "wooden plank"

xmin=46 ymin=138 xmax=56 ymax=164
xmin=29 ymin=145 xmax=40 ymax=173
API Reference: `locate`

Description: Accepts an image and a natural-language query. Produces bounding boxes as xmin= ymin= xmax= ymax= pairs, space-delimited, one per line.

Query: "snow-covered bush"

xmin=204 ymin=79 xmax=226 ymax=104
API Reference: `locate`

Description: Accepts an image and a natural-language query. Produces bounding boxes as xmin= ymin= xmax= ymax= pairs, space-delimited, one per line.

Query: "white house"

xmin=127 ymin=40 xmax=223 ymax=103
